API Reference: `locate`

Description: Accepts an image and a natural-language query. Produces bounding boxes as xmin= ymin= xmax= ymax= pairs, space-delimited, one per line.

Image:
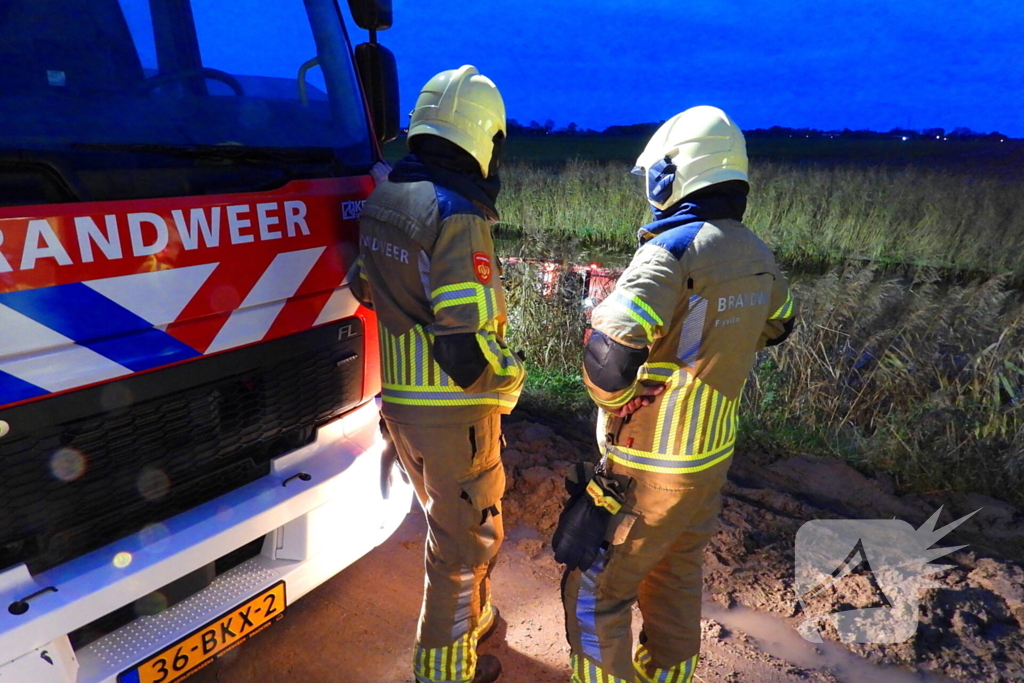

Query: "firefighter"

xmin=553 ymin=106 xmax=796 ymax=683
xmin=355 ymin=65 xmax=525 ymax=683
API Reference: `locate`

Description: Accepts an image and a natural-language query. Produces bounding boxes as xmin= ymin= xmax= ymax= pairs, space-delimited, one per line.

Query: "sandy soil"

xmin=190 ymin=414 xmax=1024 ymax=683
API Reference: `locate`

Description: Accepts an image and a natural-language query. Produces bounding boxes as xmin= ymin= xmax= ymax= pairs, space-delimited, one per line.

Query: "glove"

xmin=552 ymin=462 xmax=629 ymax=571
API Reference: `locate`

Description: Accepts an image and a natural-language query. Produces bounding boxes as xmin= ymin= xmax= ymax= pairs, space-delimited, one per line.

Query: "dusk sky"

xmin=341 ymin=0 xmax=1024 ymax=137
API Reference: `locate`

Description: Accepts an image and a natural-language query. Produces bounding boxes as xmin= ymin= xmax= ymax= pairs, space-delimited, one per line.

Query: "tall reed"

xmin=497 ymin=157 xmax=1024 ymax=505
xmin=502 ymin=259 xmax=592 ymax=414
xmin=743 ymin=265 xmax=1024 ymax=506
xmin=498 ymin=160 xmax=1024 ymax=278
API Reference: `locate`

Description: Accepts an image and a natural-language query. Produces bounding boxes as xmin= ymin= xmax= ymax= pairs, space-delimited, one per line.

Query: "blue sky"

xmin=342 ymin=0 xmax=1024 ymax=136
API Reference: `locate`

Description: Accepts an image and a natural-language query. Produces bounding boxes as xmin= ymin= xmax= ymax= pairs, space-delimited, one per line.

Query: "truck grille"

xmin=0 ymin=318 xmax=365 ymax=575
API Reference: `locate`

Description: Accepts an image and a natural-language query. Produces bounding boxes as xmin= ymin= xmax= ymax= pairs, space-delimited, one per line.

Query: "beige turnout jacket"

xmin=586 ymin=216 xmax=795 ymax=473
xmin=355 ymin=175 xmax=525 ymax=425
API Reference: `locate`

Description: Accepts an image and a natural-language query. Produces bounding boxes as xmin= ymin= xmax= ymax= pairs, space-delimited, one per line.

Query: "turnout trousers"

xmin=385 ymin=411 xmax=505 ymax=683
xmin=562 ymin=458 xmax=730 ymax=683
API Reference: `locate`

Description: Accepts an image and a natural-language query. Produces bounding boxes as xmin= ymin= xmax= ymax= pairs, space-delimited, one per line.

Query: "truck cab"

xmin=0 ymin=2 xmax=409 ymax=681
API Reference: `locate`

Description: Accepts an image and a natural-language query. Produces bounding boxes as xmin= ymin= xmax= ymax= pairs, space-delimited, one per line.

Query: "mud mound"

xmin=500 ymin=417 xmax=1024 ymax=682
xmin=714 ymin=452 xmax=1024 ymax=682
xmin=500 ymin=418 xmax=596 ymax=532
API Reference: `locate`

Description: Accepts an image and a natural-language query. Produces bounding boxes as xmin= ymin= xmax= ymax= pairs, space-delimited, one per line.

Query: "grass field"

xmin=473 ymin=135 xmax=1024 ymax=506
xmin=493 ymin=142 xmax=1024 ymax=278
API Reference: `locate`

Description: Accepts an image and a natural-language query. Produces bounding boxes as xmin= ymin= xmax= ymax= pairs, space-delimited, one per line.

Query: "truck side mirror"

xmin=348 ymin=0 xmax=392 ymax=31
xmin=355 ymin=43 xmax=400 ymax=144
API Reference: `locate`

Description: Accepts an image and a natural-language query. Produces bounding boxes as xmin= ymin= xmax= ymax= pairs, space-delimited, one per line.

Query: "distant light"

xmin=113 ymin=551 xmax=132 ymax=569
xmin=944 ymin=137 xmax=948 ymax=140
xmin=901 ymin=136 xmax=908 ymax=141
xmin=936 ymin=135 xmax=940 ymax=139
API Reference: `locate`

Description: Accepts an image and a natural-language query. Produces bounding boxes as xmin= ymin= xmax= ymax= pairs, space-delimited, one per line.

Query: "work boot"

xmin=479 ymin=606 xmax=501 ymax=643
xmin=471 ymin=654 xmax=502 ymax=683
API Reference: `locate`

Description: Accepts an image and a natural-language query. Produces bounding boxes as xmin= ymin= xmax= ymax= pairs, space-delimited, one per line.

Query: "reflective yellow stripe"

xmin=600 ymin=386 xmax=637 ymax=409
xmin=650 ymin=369 xmax=687 ymax=453
xmin=571 ymin=653 xmax=631 ymax=683
xmin=650 ymin=399 xmax=667 ymax=452
xmin=637 ymin=362 xmax=676 ymax=383
xmin=380 ymin=325 xmax=462 ymax=393
xmin=685 ymin=382 xmax=713 ymax=453
xmin=415 ymin=629 xmax=477 ymax=683
xmin=606 ymin=441 xmax=734 ymax=474
xmin=642 ymin=374 xmax=740 ymax=457
xmin=705 ymin=391 xmax=722 ymax=449
xmin=634 ymin=647 xmax=699 ymax=683
xmin=476 ymin=600 xmax=494 ymax=638
xmin=382 ymin=327 xmax=396 ymax=382
xmin=382 ymin=384 xmax=519 ymax=408
xmin=431 ymin=281 xmax=491 ymax=327
xmin=770 ymin=290 xmax=794 ymax=320
xmin=431 ymin=281 xmax=483 ymax=302
xmin=383 ymin=395 xmax=519 ymax=408
xmin=478 ymin=328 xmax=523 ymax=379
xmin=607 ymin=292 xmax=663 ymax=339
xmin=381 ymin=297 xmax=521 ymax=407
xmin=416 ymin=647 xmax=428 ymax=682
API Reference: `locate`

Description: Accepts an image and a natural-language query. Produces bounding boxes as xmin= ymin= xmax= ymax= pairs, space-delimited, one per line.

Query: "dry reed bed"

xmin=499 ymin=160 xmax=1024 ymax=278
xmin=744 ymin=266 xmax=1024 ymax=506
xmin=498 ymin=160 xmax=1024 ymax=505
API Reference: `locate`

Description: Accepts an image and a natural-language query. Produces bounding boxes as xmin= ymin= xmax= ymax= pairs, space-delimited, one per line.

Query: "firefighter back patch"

xmin=473 ymin=252 xmax=492 ymax=284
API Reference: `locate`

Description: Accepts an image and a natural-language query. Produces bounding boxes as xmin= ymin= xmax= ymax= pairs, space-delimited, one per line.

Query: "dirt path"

xmin=187 ymin=513 xmax=848 ymax=683
xmin=190 ymin=416 xmax=1024 ymax=683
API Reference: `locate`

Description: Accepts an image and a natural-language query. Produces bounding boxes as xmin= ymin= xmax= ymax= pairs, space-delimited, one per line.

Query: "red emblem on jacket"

xmin=473 ymin=252 xmax=492 ymax=284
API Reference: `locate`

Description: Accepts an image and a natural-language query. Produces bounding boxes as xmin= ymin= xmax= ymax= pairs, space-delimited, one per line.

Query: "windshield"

xmin=0 ymin=0 xmax=376 ymax=205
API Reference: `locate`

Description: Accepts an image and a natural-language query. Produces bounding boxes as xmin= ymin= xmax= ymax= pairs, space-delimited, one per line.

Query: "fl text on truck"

xmin=0 ymin=1 xmax=408 ymax=682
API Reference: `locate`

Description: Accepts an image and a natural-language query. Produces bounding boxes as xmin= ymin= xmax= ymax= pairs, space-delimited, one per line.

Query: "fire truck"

xmin=0 ymin=1 xmax=411 ymax=681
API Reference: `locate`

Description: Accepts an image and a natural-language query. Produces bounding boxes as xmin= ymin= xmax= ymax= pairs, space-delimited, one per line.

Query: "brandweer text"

xmin=717 ymin=291 xmax=769 ymax=312
xmin=0 ymin=200 xmax=310 ymax=273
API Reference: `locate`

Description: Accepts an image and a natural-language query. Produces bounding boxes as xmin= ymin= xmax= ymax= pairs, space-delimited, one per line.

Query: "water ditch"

xmin=702 ymin=599 xmax=959 ymax=683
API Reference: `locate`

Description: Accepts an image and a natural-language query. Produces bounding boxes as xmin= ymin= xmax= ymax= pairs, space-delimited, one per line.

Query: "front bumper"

xmin=0 ymin=399 xmax=413 ymax=683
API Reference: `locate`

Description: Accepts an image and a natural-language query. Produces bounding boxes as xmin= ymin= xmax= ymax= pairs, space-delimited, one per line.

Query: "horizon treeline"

xmin=506 ymin=119 xmax=1011 ymax=141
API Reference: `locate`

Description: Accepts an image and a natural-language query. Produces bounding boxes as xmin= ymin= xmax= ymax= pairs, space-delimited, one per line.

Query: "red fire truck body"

xmin=0 ymin=2 xmax=407 ymax=681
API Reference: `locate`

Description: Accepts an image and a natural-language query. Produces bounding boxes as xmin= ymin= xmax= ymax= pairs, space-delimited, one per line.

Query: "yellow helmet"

xmin=634 ymin=106 xmax=748 ymax=211
xmin=407 ymin=65 xmax=506 ymax=178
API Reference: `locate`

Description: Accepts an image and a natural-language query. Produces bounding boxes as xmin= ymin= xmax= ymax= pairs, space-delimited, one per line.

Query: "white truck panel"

xmin=0 ymin=399 xmax=413 ymax=683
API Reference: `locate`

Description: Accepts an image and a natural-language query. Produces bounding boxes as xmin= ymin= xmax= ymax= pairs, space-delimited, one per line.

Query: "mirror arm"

xmin=297 ymin=57 xmax=320 ymax=106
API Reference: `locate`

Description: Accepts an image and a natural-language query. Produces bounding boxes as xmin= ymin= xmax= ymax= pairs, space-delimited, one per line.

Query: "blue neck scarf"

xmin=638 ymin=193 xmax=748 ymax=244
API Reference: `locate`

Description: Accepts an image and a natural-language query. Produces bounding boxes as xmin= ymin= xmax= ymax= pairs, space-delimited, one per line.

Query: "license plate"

xmin=119 ymin=581 xmax=286 ymax=683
